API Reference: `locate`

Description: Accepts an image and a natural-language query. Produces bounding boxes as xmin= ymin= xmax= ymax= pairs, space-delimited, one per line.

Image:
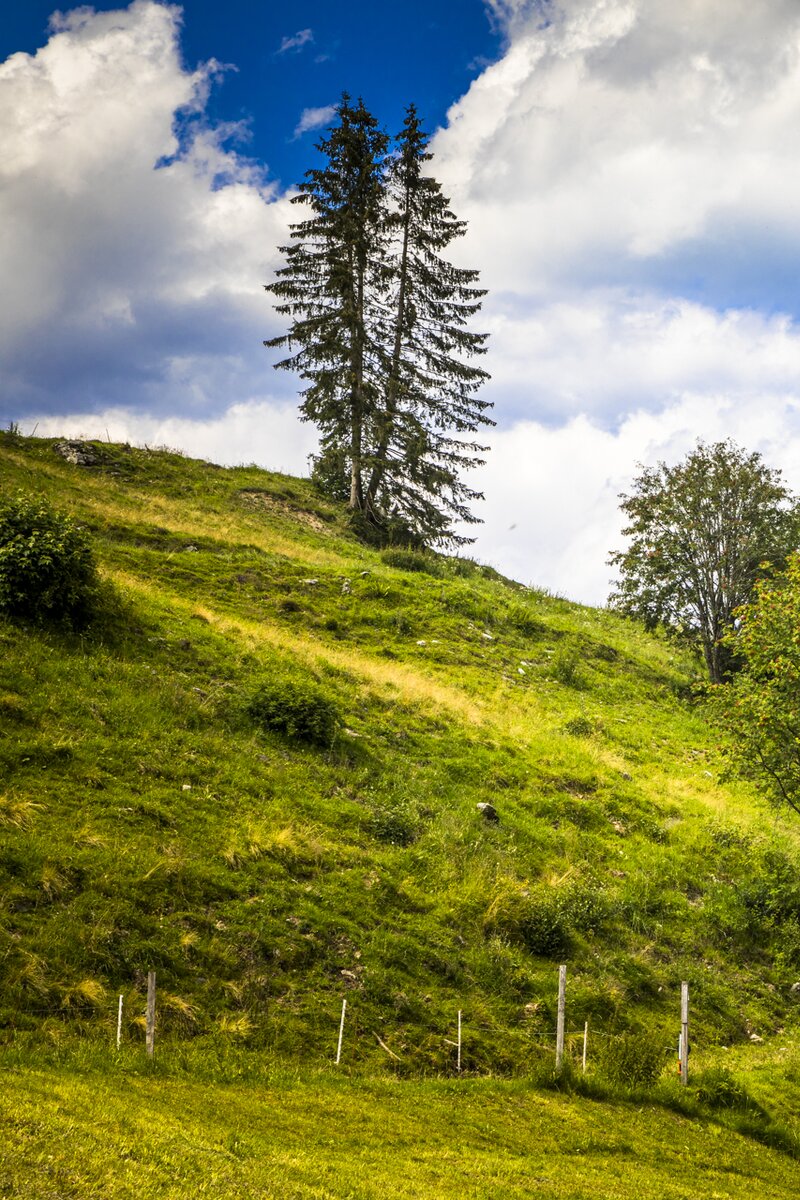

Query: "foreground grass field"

xmin=3 ymin=1056 xmax=800 ymax=1200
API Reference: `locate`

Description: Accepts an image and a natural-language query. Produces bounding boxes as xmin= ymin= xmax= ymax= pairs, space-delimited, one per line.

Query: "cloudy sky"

xmin=3 ymin=0 xmax=800 ymax=603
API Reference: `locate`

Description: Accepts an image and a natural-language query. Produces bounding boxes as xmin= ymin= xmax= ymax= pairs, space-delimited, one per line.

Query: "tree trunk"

xmin=365 ymin=180 xmax=412 ymax=518
xmin=349 ymin=259 xmax=366 ymax=511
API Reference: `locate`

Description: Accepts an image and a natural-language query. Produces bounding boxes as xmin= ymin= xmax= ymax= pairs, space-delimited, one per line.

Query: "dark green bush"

xmin=247 ymin=674 xmax=341 ymax=747
xmin=0 ymin=492 xmax=98 ymax=626
xmin=600 ymin=1030 xmax=667 ymax=1088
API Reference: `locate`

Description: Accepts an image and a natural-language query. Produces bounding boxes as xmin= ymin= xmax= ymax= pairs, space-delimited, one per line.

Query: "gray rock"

xmin=53 ymin=440 xmax=99 ymax=467
xmin=477 ymin=802 xmax=499 ymax=823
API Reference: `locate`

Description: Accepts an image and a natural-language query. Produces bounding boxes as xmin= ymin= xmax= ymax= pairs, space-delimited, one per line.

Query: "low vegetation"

xmin=2 ymin=431 xmax=800 ymax=1193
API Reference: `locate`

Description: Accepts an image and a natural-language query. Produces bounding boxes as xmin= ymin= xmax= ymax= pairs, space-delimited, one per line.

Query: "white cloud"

xmin=437 ymin=0 xmax=800 ymax=299
xmin=432 ymin=0 xmax=800 ymax=599
xmin=28 ymin=398 xmax=318 ymax=475
xmin=292 ymin=104 xmax=336 ymax=139
xmin=470 ymin=389 xmax=800 ymax=604
xmin=0 ymin=0 xmax=293 ymax=422
xmin=277 ymin=29 xmax=313 ymax=55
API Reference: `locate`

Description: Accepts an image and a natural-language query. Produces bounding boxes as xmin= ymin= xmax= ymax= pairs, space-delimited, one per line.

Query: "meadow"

xmin=2 ymin=431 xmax=800 ymax=1195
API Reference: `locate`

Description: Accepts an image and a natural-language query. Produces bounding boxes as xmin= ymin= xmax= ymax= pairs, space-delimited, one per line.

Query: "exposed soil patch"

xmin=237 ymin=489 xmax=331 ymax=533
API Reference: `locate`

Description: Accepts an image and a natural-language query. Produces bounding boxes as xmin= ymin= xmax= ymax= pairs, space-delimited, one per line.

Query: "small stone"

xmin=621 ymin=772 xmax=632 ymax=781
xmin=301 ymin=578 xmax=319 ymax=585
xmin=181 ymin=783 xmax=192 ymax=791
xmin=481 ymin=631 xmax=494 ymax=640
xmin=184 ymin=544 xmax=198 ymax=552
xmin=749 ymin=1033 xmax=763 ymax=1043
xmin=790 ymin=981 xmax=800 ymax=994
xmin=477 ymin=802 xmax=499 ymax=823
xmin=341 ymin=579 xmax=351 ymax=595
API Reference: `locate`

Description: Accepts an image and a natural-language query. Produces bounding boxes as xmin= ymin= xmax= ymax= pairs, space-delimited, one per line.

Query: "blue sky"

xmin=4 ymin=1 xmax=504 ymax=190
xmin=3 ymin=0 xmax=800 ymax=602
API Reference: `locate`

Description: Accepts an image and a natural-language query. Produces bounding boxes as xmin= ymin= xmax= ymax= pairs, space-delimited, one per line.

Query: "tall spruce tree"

xmin=363 ymin=104 xmax=492 ymax=545
xmin=264 ymin=95 xmax=388 ymax=511
xmin=265 ymin=98 xmax=492 ymax=546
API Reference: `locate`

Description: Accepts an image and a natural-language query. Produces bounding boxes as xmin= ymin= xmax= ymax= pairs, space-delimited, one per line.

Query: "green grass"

xmin=3 ymin=431 xmax=800 ymax=1193
xmin=4 ymin=1052 xmax=800 ymax=1199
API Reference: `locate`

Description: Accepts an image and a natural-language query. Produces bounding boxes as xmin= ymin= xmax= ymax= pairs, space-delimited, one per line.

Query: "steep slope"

xmin=2 ymin=431 xmax=800 ymax=1073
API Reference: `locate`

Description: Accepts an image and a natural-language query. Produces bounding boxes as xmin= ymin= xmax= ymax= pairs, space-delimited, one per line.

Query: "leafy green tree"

xmin=265 ymin=98 xmax=492 ymax=547
xmin=708 ymin=555 xmax=800 ymax=816
xmin=608 ymin=441 xmax=799 ymax=682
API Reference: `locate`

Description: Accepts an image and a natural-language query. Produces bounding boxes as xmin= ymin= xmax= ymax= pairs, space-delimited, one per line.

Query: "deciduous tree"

xmin=708 ymin=554 xmax=800 ymax=816
xmin=608 ymin=441 xmax=799 ymax=682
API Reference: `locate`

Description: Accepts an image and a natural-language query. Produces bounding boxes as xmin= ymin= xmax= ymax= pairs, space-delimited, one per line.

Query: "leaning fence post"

xmin=116 ymin=994 xmax=123 ymax=1050
xmin=555 ymin=964 xmax=567 ymax=1072
xmin=680 ymin=981 xmax=689 ymax=1086
xmin=335 ymin=997 xmax=347 ymax=1065
xmin=145 ymin=971 xmax=156 ymax=1059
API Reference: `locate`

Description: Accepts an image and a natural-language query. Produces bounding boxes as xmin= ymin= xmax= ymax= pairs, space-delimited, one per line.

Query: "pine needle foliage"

xmin=265 ymin=97 xmax=492 ymax=547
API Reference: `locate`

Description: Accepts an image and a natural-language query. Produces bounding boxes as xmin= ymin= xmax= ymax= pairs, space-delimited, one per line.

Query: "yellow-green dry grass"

xmin=2 ymin=1064 xmax=800 ymax=1200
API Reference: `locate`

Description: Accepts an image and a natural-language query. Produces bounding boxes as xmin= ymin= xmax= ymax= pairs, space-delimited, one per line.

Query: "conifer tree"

xmin=265 ymin=99 xmax=492 ymax=546
xmin=264 ymin=95 xmax=388 ymax=511
xmin=363 ymin=104 xmax=493 ymax=545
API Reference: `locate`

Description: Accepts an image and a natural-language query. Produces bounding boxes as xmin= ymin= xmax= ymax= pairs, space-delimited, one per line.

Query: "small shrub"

xmin=381 ymin=548 xmax=441 ymax=576
xmin=600 ymin=1030 xmax=667 ymax=1088
xmin=693 ymin=1067 xmax=759 ymax=1112
xmin=506 ymin=603 xmax=545 ymax=638
xmin=550 ymin=635 xmax=585 ymax=686
xmin=247 ymin=674 xmax=341 ymax=747
xmin=0 ymin=492 xmax=99 ymax=625
xmin=368 ymin=795 xmax=420 ymax=846
xmin=484 ymin=881 xmax=570 ymax=957
xmin=563 ymin=716 xmax=594 ymax=737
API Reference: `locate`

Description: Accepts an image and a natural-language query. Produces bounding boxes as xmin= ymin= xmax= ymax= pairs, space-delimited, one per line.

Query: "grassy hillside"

xmin=2 ymin=429 xmax=800 ymax=1084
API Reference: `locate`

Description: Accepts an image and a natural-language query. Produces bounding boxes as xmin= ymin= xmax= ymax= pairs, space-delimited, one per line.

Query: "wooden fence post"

xmin=335 ymin=997 xmax=347 ymax=1065
xmin=555 ymin=965 xmax=567 ymax=1072
xmin=116 ymin=994 xmax=123 ymax=1050
xmin=582 ymin=1020 xmax=588 ymax=1074
xmin=145 ymin=971 xmax=156 ymax=1059
xmin=457 ymin=1010 xmax=462 ymax=1074
xmin=680 ymin=981 xmax=689 ymax=1086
